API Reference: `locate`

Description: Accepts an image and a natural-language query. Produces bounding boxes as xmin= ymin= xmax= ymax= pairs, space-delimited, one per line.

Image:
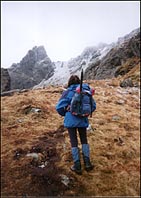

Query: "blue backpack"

xmin=70 ymin=85 xmax=94 ymax=117
xmin=69 ymin=69 xmax=95 ymax=117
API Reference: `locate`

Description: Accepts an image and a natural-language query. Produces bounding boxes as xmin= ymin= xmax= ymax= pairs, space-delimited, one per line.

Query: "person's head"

xmin=68 ymin=75 xmax=80 ymax=87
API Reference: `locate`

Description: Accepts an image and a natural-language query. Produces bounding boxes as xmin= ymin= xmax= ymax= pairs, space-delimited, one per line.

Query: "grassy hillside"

xmin=115 ymin=57 xmax=140 ymax=84
xmin=1 ymin=78 xmax=140 ymax=196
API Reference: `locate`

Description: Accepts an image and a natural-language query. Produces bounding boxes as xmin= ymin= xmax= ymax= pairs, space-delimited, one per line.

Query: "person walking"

xmin=56 ymin=75 xmax=96 ymax=174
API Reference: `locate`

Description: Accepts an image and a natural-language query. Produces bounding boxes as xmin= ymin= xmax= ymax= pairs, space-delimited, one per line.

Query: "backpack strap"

xmin=90 ymin=95 xmax=93 ymax=117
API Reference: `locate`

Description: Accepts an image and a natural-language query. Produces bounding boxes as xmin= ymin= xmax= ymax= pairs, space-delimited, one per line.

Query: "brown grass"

xmin=116 ymin=57 xmax=140 ymax=86
xmin=1 ymin=78 xmax=140 ymax=197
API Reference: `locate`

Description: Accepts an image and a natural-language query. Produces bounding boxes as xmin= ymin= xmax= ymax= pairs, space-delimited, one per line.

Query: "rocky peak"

xmin=117 ymin=27 xmax=140 ymax=45
xmin=8 ymin=46 xmax=54 ymax=90
xmin=20 ymin=46 xmax=48 ymax=66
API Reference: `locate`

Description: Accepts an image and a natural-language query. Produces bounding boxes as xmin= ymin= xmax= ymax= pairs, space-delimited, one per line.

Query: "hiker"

xmin=56 ymin=75 xmax=96 ymax=174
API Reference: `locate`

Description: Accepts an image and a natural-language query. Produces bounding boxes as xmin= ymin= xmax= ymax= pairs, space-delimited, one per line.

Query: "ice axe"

xmin=80 ymin=68 xmax=83 ymax=93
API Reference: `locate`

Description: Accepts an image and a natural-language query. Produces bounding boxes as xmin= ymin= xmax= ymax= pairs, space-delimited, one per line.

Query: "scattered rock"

xmin=1 ymin=89 xmax=20 ymax=97
xmin=26 ymin=152 xmax=44 ymax=162
xmin=112 ymin=115 xmax=121 ymax=121
xmin=38 ymin=164 xmax=46 ymax=168
xmin=115 ymin=99 xmax=125 ymax=105
xmin=13 ymin=148 xmax=27 ymax=160
xmin=22 ymin=105 xmax=42 ymax=114
xmin=30 ymin=108 xmax=41 ymax=113
xmin=60 ymin=174 xmax=70 ymax=186
xmin=114 ymin=137 xmax=125 ymax=146
xmin=120 ymin=78 xmax=134 ymax=87
xmin=17 ymin=118 xmax=24 ymax=123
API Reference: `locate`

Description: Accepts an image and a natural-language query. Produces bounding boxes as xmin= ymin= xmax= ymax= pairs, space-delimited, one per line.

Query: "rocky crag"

xmin=7 ymin=46 xmax=55 ymax=90
xmin=84 ymin=28 xmax=140 ymax=82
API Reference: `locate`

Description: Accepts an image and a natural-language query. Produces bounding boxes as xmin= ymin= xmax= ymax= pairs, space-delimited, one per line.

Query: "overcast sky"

xmin=1 ymin=1 xmax=140 ymax=68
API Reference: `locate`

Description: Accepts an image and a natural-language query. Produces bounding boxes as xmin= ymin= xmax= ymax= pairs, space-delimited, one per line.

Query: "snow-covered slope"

xmin=33 ymin=61 xmax=70 ymax=88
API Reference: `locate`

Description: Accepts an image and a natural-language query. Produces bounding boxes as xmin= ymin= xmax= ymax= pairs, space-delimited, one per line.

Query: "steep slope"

xmin=8 ymin=46 xmax=55 ymax=90
xmin=84 ymin=28 xmax=140 ymax=81
xmin=1 ymin=78 xmax=140 ymax=196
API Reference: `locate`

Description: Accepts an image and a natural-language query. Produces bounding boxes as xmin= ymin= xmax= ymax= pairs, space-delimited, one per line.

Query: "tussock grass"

xmin=1 ymin=78 xmax=140 ymax=196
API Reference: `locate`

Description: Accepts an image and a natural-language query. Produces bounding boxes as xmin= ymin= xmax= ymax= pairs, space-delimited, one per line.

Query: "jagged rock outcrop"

xmin=84 ymin=28 xmax=140 ymax=80
xmin=1 ymin=68 xmax=11 ymax=92
xmin=8 ymin=46 xmax=55 ymax=90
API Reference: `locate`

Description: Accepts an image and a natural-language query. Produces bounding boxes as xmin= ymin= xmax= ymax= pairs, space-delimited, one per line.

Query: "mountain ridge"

xmin=1 ymin=27 xmax=140 ymax=92
xmin=84 ymin=30 xmax=140 ymax=81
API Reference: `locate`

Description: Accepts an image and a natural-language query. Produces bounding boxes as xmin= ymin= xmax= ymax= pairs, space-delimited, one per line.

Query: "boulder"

xmin=1 ymin=68 xmax=11 ymax=92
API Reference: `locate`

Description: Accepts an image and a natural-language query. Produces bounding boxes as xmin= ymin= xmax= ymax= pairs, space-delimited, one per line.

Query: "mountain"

xmin=7 ymin=46 xmax=55 ymax=90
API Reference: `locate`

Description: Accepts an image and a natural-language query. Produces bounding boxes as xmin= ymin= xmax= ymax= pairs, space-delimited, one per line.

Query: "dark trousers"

xmin=68 ymin=127 xmax=88 ymax=147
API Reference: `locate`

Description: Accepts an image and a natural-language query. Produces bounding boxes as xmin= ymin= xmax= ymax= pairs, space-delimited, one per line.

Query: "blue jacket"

xmin=56 ymin=83 xmax=96 ymax=128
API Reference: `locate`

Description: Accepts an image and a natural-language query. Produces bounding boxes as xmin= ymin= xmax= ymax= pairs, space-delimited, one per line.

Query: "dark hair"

xmin=68 ymin=75 xmax=80 ymax=87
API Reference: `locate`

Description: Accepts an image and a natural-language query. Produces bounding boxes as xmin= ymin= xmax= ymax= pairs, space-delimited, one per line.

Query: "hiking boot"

xmin=82 ymin=144 xmax=94 ymax=171
xmin=71 ymin=147 xmax=82 ymax=175
xmin=83 ymin=156 xmax=94 ymax=171
xmin=70 ymin=160 xmax=82 ymax=175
